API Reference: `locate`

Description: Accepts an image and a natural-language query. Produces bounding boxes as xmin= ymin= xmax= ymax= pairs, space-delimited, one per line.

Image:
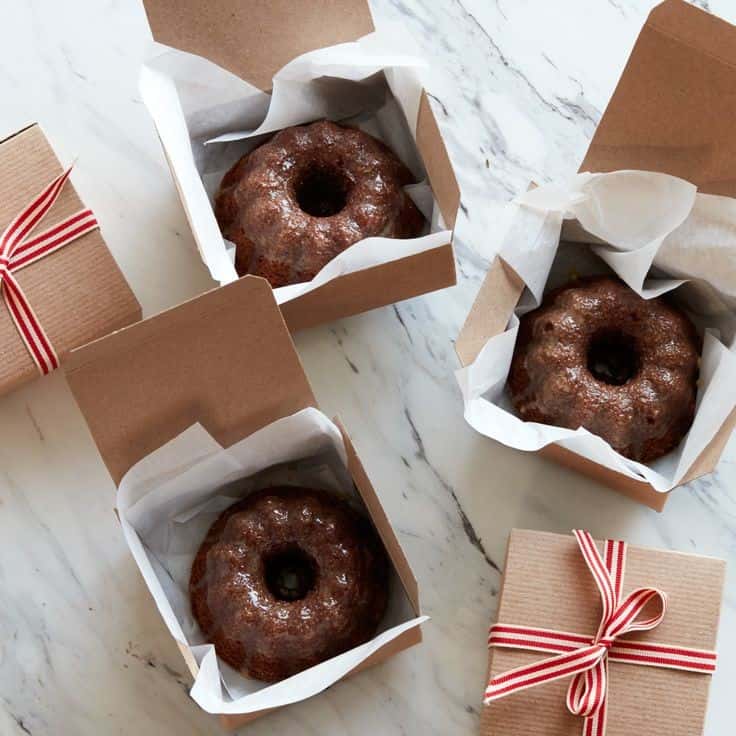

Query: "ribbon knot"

xmin=0 ymin=167 xmax=98 ymax=374
xmin=484 ymin=530 xmax=716 ymax=736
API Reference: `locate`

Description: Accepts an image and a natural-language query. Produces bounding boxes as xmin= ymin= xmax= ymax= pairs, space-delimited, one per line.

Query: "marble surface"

xmin=0 ymin=0 xmax=734 ymax=734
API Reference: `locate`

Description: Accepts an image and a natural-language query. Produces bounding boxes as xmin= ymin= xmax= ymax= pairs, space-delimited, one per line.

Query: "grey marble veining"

xmin=0 ymin=1 xmax=734 ymax=734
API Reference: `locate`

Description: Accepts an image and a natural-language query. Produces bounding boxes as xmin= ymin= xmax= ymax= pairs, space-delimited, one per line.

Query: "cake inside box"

xmin=212 ymin=118 xmax=427 ymax=288
xmin=458 ymin=222 xmax=736 ymax=493
xmin=506 ymin=246 xmax=704 ymax=466
xmin=196 ymin=73 xmax=442 ymax=284
xmin=482 ymin=530 xmax=725 ymax=736
xmin=118 ymin=410 xmax=419 ymax=711
xmin=141 ymin=40 xmax=455 ymax=297
xmin=499 ymin=244 xmax=705 ymax=468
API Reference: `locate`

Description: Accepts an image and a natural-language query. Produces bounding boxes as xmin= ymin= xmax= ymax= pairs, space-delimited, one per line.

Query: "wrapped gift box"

xmin=138 ymin=0 xmax=460 ymax=331
xmin=456 ymin=0 xmax=736 ymax=510
xmin=64 ymin=275 xmax=422 ymax=730
xmin=482 ymin=529 xmax=725 ymax=736
xmin=0 ymin=124 xmax=140 ymax=396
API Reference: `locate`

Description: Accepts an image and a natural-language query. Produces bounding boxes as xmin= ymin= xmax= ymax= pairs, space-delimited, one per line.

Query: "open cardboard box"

xmin=139 ymin=0 xmax=460 ymax=332
xmin=64 ymin=275 xmax=422 ymax=729
xmin=456 ymin=0 xmax=736 ymax=511
xmin=0 ymin=123 xmax=140 ymax=397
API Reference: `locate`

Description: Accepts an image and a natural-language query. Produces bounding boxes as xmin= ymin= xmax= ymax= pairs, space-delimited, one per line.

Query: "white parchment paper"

xmin=139 ymin=33 xmax=451 ymax=297
xmin=456 ymin=171 xmax=736 ymax=493
xmin=118 ymin=408 xmax=424 ymax=714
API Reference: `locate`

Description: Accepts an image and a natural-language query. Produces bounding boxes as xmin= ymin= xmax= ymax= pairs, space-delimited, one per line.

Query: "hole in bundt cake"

xmin=264 ymin=546 xmax=318 ymax=601
xmin=586 ymin=330 xmax=641 ymax=386
xmin=294 ymin=165 xmax=351 ymax=217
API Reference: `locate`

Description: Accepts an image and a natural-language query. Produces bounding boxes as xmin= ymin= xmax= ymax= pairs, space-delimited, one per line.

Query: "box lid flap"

xmin=416 ymin=92 xmax=461 ymax=231
xmin=65 ymin=276 xmax=316 ymax=485
xmin=142 ymin=0 xmax=375 ymax=91
xmin=580 ymin=0 xmax=736 ymax=196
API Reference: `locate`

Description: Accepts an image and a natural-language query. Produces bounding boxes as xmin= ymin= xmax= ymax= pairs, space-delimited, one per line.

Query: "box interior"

xmin=470 ymin=239 xmax=731 ymax=474
xmin=119 ymin=412 xmax=420 ymax=707
xmin=194 ymin=73 xmax=442 ymax=240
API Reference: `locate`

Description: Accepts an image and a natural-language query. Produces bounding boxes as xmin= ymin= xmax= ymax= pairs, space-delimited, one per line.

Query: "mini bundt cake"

xmin=508 ymin=276 xmax=700 ymax=463
xmin=189 ymin=486 xmax=390 ymax=682
xmin=214 ymin=119 xmax=425 ymax=287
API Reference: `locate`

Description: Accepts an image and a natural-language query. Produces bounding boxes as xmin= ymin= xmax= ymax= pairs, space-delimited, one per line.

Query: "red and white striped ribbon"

xmin=0 ymin=167 xmax=99 ymax=374
xmin=484 ymin=530 xmax=717 ymax=736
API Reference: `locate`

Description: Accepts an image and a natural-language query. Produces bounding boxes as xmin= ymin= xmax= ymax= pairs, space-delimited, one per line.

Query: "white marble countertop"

xmin=0 ymin=1 xmax=734 ymax=734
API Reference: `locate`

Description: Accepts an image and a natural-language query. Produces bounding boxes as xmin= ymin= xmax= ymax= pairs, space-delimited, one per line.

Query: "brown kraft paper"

xmin=481 ymin=529 xmax=725 ymax=736
xmin=0 ymin=124 xmax=140 ymax=397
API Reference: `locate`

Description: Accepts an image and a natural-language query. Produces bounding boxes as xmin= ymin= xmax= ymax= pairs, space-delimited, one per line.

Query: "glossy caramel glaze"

xmin=189 ymin=486 xmax=390 ymax=682
xmin=508 ymin=276 xmax=700 ymax=463
xmin=214 ymin=120 xmax=425 ymax=287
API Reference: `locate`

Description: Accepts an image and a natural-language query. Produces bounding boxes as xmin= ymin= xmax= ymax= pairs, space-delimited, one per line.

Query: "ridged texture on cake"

xmin=214 ymin=120 xmax=425 ymax=287
xmin=508 ymin=276 xmax=700 ymax=463
xmin=190 ymin=486 xmax=389 ymax=682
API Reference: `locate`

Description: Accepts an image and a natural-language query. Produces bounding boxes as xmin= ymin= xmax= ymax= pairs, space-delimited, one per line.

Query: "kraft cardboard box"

xmin=138 ymin=0 xmax=460 ymax=332
xmin=481 ymin=529 xmax=725 ymax=736
xmin=0 ymin=124 xmax=140 ymax=396
xmin=64 ymin=275 xmax=423 ymax=730
xmin=456 ymin=0 xmax=736 ymax=511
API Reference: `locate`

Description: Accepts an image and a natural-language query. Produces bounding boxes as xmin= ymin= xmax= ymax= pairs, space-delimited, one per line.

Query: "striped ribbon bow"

xmin=0 ymin=167 xmax=98 ymax=374
xmin=485 ymin=530 xmax=717 ymax=736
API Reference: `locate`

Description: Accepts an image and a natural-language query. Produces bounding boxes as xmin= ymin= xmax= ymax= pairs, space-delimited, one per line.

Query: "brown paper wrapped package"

xmin=482 ymin=530 xmax=725 ymax=736
xmin=456 ymin=0 xmax=736 ymax=510
xmin=0 ymin=124 xmax=140 ymax=397
xmin=65 ymin=276 xmax=421 ymax=730
xmin=141 ymin=0 xmax=460 ymax=332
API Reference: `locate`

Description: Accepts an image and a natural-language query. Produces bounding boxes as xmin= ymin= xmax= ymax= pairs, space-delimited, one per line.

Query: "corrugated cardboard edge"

xmin=679 ymin=405 xmax=736 ymax=485
xmin=142 ymin=0 xmax=375 ymax=92
xmin=416 ymin=91 xmax=461 ymax=232
xmin=0 ymin=121 xmax=37 ymax=146
xmin=337 ymin=418 xmax=420 ymax=614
